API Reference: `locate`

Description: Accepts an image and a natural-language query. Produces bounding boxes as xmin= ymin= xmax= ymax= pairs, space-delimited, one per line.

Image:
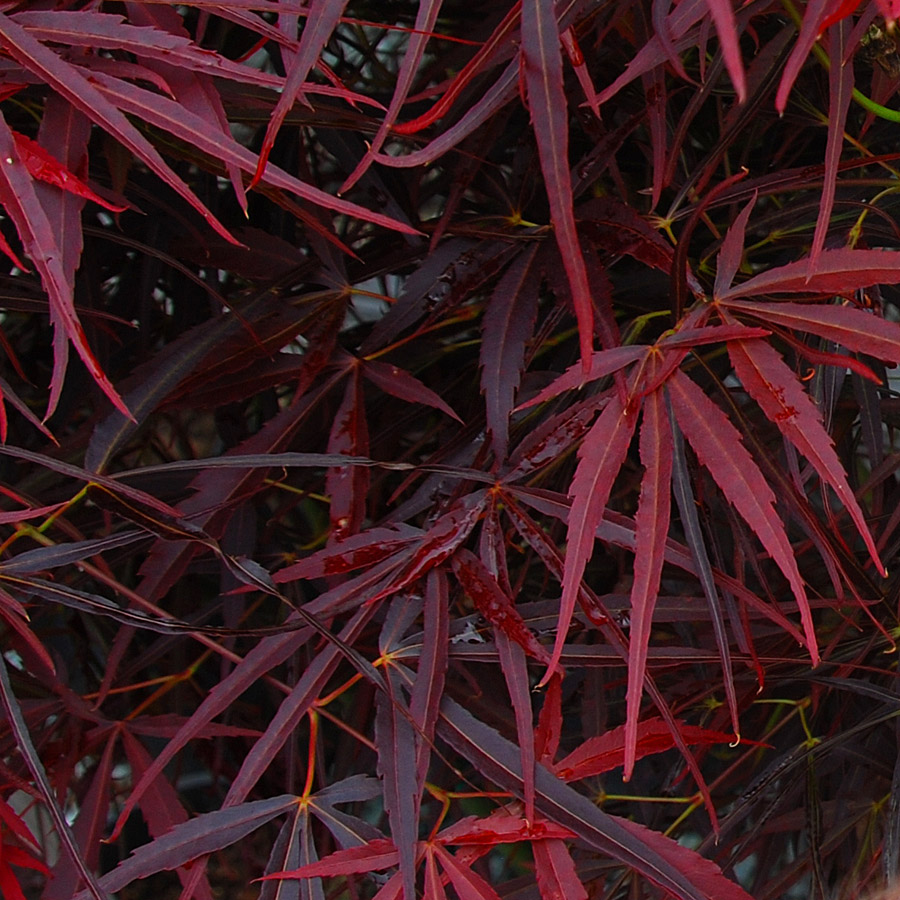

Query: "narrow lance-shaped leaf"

xmin=451 ymin=549 xmax=553 ymax=666
xmin=624 ymin=382 xmax=673 ymax=780
xmin=534 ymin=672 xmax=563 ymax=765
xmin=424 ymin=849 xmax=448 ymax=900
xmin=495 ymin=632 xmax=537 ymax=824
xmin=533 ymin=839 xmax=589 ymax=900
xmin=720 ymin=298 xmax=900 ymax=364
xmin=718 ymin=248 xmax=900 ymax=300
xmin=260 ymin=839 xmax=401 ymax=881
xmin=481 ymin=245 xmax=541 ymax=460
xmin=326 ymin=369 xmax=369 ymax=541
xmin=713 ymin=194 xmax=755 ymax=298
xmin=703 ymin=0 xmax=747 ymax=102
xmin=434 ymin=843 xmax=503 ymax=900
xmin=376 ymin=664 xmax=419 ymax=900
xmin=775 ymin=0 xmax=830 ymax=113
xmin=392 ymin=2 xmax=522 ymax=135
xmin=410 ymin=569 xmax=450 ymax=788
xmin=76 ymin=796 xmax=302 ymax=898
xmin=727 ymin=335 xmax=885 ymax=576
xmin=251 ymin=0 xmax=348 ymax=188
xmin=362 ymin=359 xmax=462 ymax=423
xmin=340 ymin=0 xmax=445 ymax=192
xmin=521 ymin=0 xmax=594 ymax=371
xmin=90 ymin=71 xmax=420 ymax=236
xmin=14 ymin=131 xmax=125 ymax=212
xmin=553 ymin=717 xmax=738 ymax=782
xmin=544 ymin=392 xmax=639 ymax=684
xmin=0 ymin=12 xmax=236 ymax=244
xmin=516 ymin=345 xmax=645 ymax=411
xmin=224 ymin=604 xmax=378 ymax=808
xmin=667 ymin=369 xmax=818 ymax=663
xmin=668 ymin=395 xmax=741 ymax=737
xmin=808 ymin=19 xmax=853 ymax=273
xmin=0 ymin=111 xmax=128 ymax=418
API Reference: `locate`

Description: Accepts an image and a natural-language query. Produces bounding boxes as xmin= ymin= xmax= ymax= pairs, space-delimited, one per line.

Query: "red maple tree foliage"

xmin=1 ymin=1 xmax=900 ymax=898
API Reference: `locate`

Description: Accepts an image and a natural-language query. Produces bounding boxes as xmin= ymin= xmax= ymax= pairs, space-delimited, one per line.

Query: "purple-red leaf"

xmin=547 ymin=392 xmax=639 ymax=683
xmin=259 ymin=839 xmax=401 ymax=881
xmin=362 ymin=359 xmax=462 ymax=423
xmin=0 ymin=12 xmax=236 ymax=244
xmin=251 ymin=0 xmax=348 ymax=187
xmin=809 ymin=20 xmax=854 ymax=272
xmin=433 ymin=843 xmax=503 ymax=900
xmin=438 ymin=697 xmax=752 ymax=900
xmin=727 ymin=336 xmax=884 ymax=575
xmin=340 ymin=0 xmax=445 ymax=192
xmin=12 ymin=132 xmax=125 ymax=212
xmin=703 ymin=0 xmax=746 ymax=102
xmin=720 ymin=298 xmax=900 ymax=365
xmin=718 ymin=248 xmax=900 ymax=301
xmin=776 ymin=0 xmax=830 ymax=114
xmin=533 ymin=839 xmax=588 ymax=900
xmin=451 ymin=549 xmax=553 ymax=666
xmin=376 ymin=664 xmax=420 ymax=900
xmin=516 ymin=346 xmax=645 ymax=411
xmin=553 ymin=717 xmax=737 ymax=782
xmin=0 ymin=111 xmax=128 ymax=419
xmin=410 ymin=570 xmax=450 ymax=788
xmin=713 ymin=195 xmax=755 ymax=298
xmin=326 ymin=370 xmax=370 ymax=540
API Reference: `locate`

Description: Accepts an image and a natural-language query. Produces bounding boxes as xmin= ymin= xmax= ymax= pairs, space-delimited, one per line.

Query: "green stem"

xmin=781 ymin=0 xmax=900 ymax=121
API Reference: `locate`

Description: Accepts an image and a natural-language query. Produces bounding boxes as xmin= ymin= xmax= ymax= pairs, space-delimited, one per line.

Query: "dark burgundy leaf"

xmin=667 ymin=369 xmax=817 ymax=662
xmin=521 ymin=0 xmax=594 ymax=368
xmin=624 ymin=385 xmax=673 ymax=779
xmin=480 ymin=245 xmax=541 ymax=459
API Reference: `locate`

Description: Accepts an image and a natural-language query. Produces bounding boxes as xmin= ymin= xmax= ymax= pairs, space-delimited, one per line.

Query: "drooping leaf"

xmin=726 ymin=335 xmax=884 ymax=575
xmin=667 ymin=369 xmax=818 ymax=662
xmin=808 ymin=19 xmax=854 ymax=272
xmin=451 ymin=549 xmax=553 ymax=666
xmin=702 ymin=0 xmax=746 ymax=102
xmin=340 ymin=0 xmax=446 ymax=192
xmin=0 ymin=111 xmax=127 ymax=418
xmin=775 ymin=0 xmax=830 ymax=114
xmin=521 ymin=0 xmax=594 ymax=369
xmin=547 ymin=392 xmax=639 ymax=682
xmin=624 ymin=384 xmax=673 ymax=780
xmin=250 ymin=0 xmax=349 ymax=188
xmin=480 ymin=245 xmax=541 ymax=460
